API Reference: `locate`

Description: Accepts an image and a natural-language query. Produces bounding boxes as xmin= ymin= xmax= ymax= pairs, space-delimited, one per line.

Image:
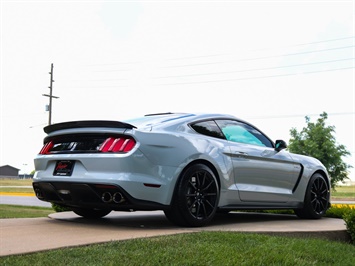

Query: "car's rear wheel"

xmin=294 ymin=173 xmax=329 ymax=219
xmin=165 ymin=164 xmax=219 ymax=227
xmin=72 ymin=208 xmax=111 ymax=219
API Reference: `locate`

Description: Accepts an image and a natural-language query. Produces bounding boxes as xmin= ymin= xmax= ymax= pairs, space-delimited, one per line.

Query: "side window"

xmin=190 ymin=120 xmax=225 ymax=139
xmin=215 ymin=120 xmax=273 ymax=148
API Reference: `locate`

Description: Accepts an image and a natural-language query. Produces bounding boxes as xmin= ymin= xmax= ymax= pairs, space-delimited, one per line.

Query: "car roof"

xmin=124 ymin=112 xmax=238 ymax=128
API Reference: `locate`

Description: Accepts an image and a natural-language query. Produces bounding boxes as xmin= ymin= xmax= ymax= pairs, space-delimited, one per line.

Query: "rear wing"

xmin=44 ymin=120 xmax=136 ymax=134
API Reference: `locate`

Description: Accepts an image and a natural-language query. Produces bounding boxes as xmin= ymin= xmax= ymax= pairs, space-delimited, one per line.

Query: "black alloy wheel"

xmin=165 ymin=164 xmax=219 ymax=227
xmin=294 ymin=173 xmax=329 ymax=219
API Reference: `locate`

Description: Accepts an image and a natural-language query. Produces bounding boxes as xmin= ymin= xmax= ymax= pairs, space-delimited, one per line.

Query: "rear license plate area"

xmin=53 ymin=160 xmax=75 ymax=176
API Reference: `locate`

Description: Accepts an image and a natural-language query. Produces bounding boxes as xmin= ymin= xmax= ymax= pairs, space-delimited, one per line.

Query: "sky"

xmin=0 ymin=0 xmax=354 ymax=181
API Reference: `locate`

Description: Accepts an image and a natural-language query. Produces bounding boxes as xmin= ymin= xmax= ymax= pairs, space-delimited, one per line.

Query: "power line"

xmin=56 ymin=36 xmax=354 ymax=87
xmin=270 ymin=36 xmax=354 ymax=45
xmin=64 ymin=57 xmax=354 ymax=82
xmin=152 ymin=58 xmax=354 ymax=79
xmin=156 ymin=66 xmax=355 ymax=86
xmin=162 ymin=46 xmax=355 ymax=68
xmin=247 ymin=112 xmax=355 ymax=120
xmin=60 ymin=65 xmax=354 ymax=88
xmin=68 ymin=36 xmax=355 ymax=70
xmin=68 ymin=49 xmax=353 ymax=81
xmin=83 ymin=36 xmax=355 ymax=65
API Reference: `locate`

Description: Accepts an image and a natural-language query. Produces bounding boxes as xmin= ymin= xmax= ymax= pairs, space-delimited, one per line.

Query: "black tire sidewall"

xmin=303 ymin=173 xmax=329 ymax=219
xmin=176 ymin=164 xmax=219 ymax=227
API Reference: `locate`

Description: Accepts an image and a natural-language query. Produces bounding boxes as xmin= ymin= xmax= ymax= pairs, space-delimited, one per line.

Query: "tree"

xmin=288 ymin=112 xmax=352 ymax=188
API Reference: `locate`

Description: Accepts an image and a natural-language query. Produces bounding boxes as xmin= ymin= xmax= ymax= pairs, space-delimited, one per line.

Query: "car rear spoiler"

xmin=44 ymin=120 xmax=136 ymax=134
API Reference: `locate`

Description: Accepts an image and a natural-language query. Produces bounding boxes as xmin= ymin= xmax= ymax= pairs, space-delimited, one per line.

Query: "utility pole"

xmin=43 ymin=63 xmax=59 ymax=125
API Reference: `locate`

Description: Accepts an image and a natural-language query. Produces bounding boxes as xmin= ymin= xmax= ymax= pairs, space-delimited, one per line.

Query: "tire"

xmin=294 ymin=173 xmax=329 ymax=219
xmin=164 ymin=208 xmax=188 ymax=227
xmin=165 ymin=164 xmax=219 ymax=227
xmin=72 ymin=208 xmax=111 ymax=219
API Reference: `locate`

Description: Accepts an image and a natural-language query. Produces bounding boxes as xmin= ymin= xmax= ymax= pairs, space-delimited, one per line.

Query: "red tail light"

xmin=38 ymin=136 xmax=136 ymax=154
xmin=99 ymin=137 xmax=136 ymax=153
xmin=39 ymin=141 xmax=54 ymax=154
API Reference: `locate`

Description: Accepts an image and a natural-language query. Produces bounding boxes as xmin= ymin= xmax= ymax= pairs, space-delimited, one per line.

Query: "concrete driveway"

xmin=0 ymin=210 xmax=349 ymax=256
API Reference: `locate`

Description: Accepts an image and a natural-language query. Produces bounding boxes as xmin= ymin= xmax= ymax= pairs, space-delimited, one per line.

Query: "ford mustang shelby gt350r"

xmin=33 ymin=112 xmax=330 ymax=226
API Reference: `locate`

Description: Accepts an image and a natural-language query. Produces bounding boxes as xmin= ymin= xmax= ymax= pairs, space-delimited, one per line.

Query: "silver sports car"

xmin=33 ymin=112 xmax=330 ymax=226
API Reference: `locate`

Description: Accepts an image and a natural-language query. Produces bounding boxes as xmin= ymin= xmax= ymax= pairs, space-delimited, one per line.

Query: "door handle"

xmin=234 ymin=151 xmax=248 ymax=157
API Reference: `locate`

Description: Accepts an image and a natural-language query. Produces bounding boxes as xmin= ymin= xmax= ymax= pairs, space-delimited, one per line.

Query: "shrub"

xmin=51 ymin=203 xmax=71 ymax=212
xmin=326 ymin=205 xmax=353 ymax=218
xmin=343 ymin=210 xmax=355 ymax=244
xmin=326 ymin=205 xmax=355 ymax=244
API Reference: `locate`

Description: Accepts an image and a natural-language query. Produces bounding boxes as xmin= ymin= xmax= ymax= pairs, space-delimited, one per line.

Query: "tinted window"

xmin=215 ymin=120 xmax=273 ymax=147
xmin=191 ymin=120 xmax=225 ymax=139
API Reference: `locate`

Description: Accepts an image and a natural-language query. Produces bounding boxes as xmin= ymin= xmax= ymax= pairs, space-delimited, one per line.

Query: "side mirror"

xmin=275 ymin=140 xmax=287 ymax=152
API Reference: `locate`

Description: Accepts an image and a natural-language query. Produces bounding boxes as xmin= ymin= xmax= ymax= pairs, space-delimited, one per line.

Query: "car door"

xmin=215 ymin=120 xmax=302 ymax=203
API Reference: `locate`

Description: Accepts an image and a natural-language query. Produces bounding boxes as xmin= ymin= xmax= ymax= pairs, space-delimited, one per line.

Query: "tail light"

xmin=39 ymin=136 xmax=136 ymax=154
xmin=39 ymin=141 xmax=54 ymax=154
xmin=99 ymin=137 xmax=136 ymax=152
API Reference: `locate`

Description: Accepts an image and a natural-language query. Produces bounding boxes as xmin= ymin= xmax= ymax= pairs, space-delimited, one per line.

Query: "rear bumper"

xmin=33 ymin=151 xmax=180 ymax=205
xmin=33 ymin=181 xmax=167 ymax=211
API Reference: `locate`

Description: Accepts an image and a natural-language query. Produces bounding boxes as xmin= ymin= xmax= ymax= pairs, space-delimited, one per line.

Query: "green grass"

xmin=332 ymin=185 xmax=355 ymax=199
xmin=0 ymin=178 xmax=33 ymax=186
xmin=0 ymin=204 xmax=53 ymax=218
xmin=1 ymin=232 xmax=354 ymax=265
xmin=0 ymin=178 xmax=34 ymax=194
xmin=0 ymin=187 xmax=34 ymax=193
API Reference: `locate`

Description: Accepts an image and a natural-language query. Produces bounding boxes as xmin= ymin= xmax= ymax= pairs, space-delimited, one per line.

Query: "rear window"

xmin=190 ymin=120 xmax=225 ymax=139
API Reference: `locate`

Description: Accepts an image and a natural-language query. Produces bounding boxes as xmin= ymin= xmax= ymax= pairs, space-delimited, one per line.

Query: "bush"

xmin=51 ymin=203 xmax=71 ymax=212
xmin=326 ymin=205 xmax=353 ymax=218
xmin=326 ymin=205 xmax=355 ymax=244
xmin=343 ymin=210 xmax=355 ymax=244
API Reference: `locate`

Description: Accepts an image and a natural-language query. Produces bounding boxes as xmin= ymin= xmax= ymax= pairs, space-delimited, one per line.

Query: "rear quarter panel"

xmin=133 ymin=129 xmax=235 ymax=201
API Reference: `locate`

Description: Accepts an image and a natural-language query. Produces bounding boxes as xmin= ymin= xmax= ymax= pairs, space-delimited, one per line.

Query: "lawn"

xmin=0 ymin=231 xmax=354 ymax=265
xmin=0 ymin=178 xmax=33 ymax=186
xmin=0 ymin=204 xmax=53 ymax=218
xmin=332 ymin=185 xmax=355 ymax=200
xmin=0 ymin=178 xmax=34 ymax=194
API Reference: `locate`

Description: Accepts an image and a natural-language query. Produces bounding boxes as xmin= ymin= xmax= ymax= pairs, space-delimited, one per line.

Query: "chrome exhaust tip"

xmin=113 ymin=192 xmax=125 ymax=204
xmin=102 ymin=192 xmax=113 ymax=203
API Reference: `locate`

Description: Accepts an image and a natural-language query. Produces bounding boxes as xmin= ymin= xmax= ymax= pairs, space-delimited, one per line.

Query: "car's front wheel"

xmin=72 ymin=208 xmax=111 ymax=219
xmin=165 ymin=164 xmax=219 ymax=227
xmin=294 ymin=173 xmax=329 ymax=219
